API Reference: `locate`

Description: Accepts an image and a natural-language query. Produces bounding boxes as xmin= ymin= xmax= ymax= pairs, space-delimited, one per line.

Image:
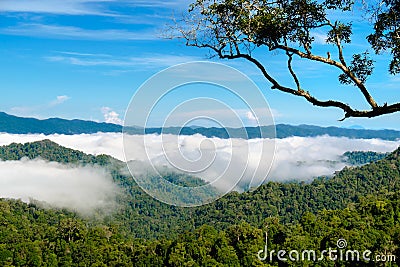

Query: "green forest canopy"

xmin=0 ymin=140 xmax=399 ymax=265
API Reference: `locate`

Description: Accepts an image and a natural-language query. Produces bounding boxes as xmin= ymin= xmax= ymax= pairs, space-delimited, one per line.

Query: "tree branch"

xmin=214 ymin=50 xmax=354 ymax=114
xmin=205 ymin=46 xmax=400 ymax=120
xmin=286 ymin=52 xmax=301 ymax=91
xmin=273 ymin=44 xmax=378 ymax=109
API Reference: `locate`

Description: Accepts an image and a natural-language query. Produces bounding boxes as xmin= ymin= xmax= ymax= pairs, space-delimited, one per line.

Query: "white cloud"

xmin=101 ymin=107 xmax=123 ymax=125
xmin=246 ymin=111 xmax=257 ymax=121
xmin=0 ymin=158 xmax=118 ymax=214
xmin=50 ymin=95 xmax=71 ymax=106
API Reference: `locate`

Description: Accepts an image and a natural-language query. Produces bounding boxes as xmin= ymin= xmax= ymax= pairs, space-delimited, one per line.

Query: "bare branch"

xmin=273 ymin=44 xmax=378 ymax=109
xmin=286 ymin=52 xmax=301 ymax=91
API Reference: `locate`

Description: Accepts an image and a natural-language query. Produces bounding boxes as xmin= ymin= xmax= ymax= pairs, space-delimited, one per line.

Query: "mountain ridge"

xmin=0 ymin=112 xmax=122 ymax=135
xmin=1 ymin=111 xmax=400 ymax=140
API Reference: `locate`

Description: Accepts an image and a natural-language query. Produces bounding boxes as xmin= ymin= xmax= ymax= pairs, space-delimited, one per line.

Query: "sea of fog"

xmin=0 ymin=132 xmax=399 ymax=212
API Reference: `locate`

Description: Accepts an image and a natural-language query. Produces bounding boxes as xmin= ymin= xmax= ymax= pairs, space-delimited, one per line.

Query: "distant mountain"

xmin=0 ymin=112 xmax=122 ymax=135
xmin=139 ymin=124 xmax=400 ymax=140
xmin=1 ymin=112 xmax=400 ymax=140
xmin=273 ymin=124 xmax=400 ymax=140
xmin=347 ymin=124 xmax=365 ymax=130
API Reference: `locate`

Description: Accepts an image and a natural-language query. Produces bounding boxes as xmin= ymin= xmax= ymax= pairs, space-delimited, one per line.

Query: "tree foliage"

xmin=172 ymin=0 xmax=400 ymax=120
xmin=342 ymin=150 xmax=389 ymax=165
xmin=1 ymin=192 xmax=400 ymax=266
xmin=367 ymin=0 xmax=400 ymax=75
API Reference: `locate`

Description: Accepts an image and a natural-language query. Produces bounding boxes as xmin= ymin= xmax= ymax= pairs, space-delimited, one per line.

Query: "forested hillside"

xmin=1 ymin=141 xmax=399 ymax=236
xmin=0 ymin=190 xmax=399 ymax=265
xmin=0 ymin=139 xmax=110 ymax=165
xmin=0 ymin=141 xmax=399 ymax=265
xmin=342 ymin=151 xmax=389 ymax=165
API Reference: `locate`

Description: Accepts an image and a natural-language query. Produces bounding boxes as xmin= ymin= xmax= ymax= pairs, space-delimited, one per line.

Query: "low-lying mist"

xmin=0 ymin=132 xmax=398 ymax=203
xmin=0 ymin=158 xmax=118 ymax=214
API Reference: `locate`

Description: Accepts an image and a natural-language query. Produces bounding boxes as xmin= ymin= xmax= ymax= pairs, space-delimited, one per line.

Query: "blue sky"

xmin=0 ymin=0 xmax=399 ymax=129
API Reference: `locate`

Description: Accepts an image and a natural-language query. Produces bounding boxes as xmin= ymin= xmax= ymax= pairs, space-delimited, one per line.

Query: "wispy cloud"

xmin=313 ymin=32 xmax=328 ymax=45
xmin=123 ymin=0 xmax=191 ymax=8
xmin=0 ymin=0 xmax=117 ymax=16
xmin=58 ymin=51 xmax=112 ymax=57
xmin=46 ymin=55 xmax=132 ymax=67
xmin=46 ymin=51 xmax=201 ymax=68
xmin=0 ymin=0 xmax=191 ymax=15
xmin=2 ymin=23 xmax=158 ymax=40
xmin=10 ymin=95 xmax=71 ymax=118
